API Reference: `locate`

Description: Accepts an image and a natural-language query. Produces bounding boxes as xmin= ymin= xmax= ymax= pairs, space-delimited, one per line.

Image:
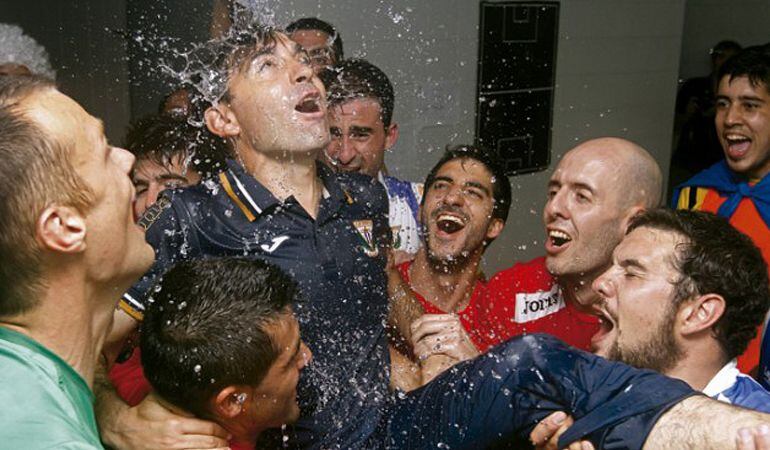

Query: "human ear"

xmin=384 ymin=123 xmax=399 ymax=150
xmin=205 ymin=104 xmax=241 ymax=138
xmin=37 ymin=205 xmax=86 ymax=253
xmin=678 ymin=294 xmax=726 ymax=336
xmin=485 ymin=218 xmax=504 ymax=240
xmin=212 ymin=385 xmax=249 ymax=419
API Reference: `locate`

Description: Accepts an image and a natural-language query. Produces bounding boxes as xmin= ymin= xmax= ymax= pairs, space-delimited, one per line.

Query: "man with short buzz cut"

xmin=286 ymin=17 xmax=343 ymax=74
xmin=141 ymin=257 xmax=312 ymax=450
xmin=531 ymin=208 xmax=770 ymax=449
xmin=323 ymin=58 xmax=423 ymax=262
xmin=673 ymin=45 xmax=770 ymax=376
xmin=0 ymin=74 xmax=154 ymax=447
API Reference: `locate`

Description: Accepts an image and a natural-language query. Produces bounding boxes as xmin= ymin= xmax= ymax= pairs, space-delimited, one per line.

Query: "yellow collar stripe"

xmin=219 ymin=172 xmax=256 ymax=222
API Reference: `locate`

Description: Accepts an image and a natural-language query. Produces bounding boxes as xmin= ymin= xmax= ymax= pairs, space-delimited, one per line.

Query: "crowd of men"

xmin=4 ymin=12 xmax=770 ymax=450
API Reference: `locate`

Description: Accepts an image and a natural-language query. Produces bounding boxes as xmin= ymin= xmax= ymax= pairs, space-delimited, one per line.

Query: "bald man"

xmin=395 ymin=138 xmax=663 ymax=387
xmin=460 ymin=137 xmax=665 ymax=355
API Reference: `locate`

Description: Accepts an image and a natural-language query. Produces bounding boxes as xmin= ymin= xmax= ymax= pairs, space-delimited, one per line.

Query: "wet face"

xmin=132 ymin=155 xmax=201 ymax=220
xmin=225 ymin=33 xmax=329 ymax=156
xmin=288 ymin=29 xmax=336 ymax=73
xmin=27 ymin=89 xmax=154 ymax=284
xmin=591 ymin=227 xmax=683 ymax=373
xmin=249 ymin=313 xmax=312 ymax=428
xmin=543 ymin=149 xmax=630 ymax=286
xmin=420 ymin=158 xmax=503 ymax=270
xmin=715 ymin=75 xmax=770 ymax=179
xmin=325 ymin=98 xmax=396 ymax=177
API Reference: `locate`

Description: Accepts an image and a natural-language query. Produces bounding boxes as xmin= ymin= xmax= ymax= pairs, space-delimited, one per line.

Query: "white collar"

xmin=702 ymin=359 xmax=740 ymax=397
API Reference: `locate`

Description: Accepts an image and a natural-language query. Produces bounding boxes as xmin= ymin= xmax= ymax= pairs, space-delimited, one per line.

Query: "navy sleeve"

xmin=119 ymin=194 xmax=195 ymax=321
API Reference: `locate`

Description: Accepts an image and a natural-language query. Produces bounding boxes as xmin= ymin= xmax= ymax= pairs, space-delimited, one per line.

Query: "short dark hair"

xmin=717 ymin=45 xmax=770 ymax=94
xmin=286 ymin=17 xmax=344 ymax=62
xmin=125 ymin=114 xmax=228 ymax=178
xmin=711 ymin=40 xmax=742 ymax=61
xmin=0 ymin=75 xmax=93 ymax=316
xmin=423 ymin=144 xmax=511 ymax=224
xmin=627 ymin=208 xmax=770 ymax=361
xmin=325 ymin=58 xmax=395 ymax=127
xmin=141 ymin=257 xmax=298 ymax=419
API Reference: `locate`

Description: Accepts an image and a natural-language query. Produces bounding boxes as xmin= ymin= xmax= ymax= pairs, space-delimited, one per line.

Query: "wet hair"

xmin=0 ymin=75 xmax=93 ymax=316
xmin=717 ymin=45 xmax=770 ymax=94
xmin=325 ymin=58 xmax=395 ymax=128
xmin=286 ymin=17 xmax=344 ymax=63
xmin=627 ymin=209 xmax=770 ymax=361
xmin=205 ymin=24 xmax=281 ymax=102
xmin=125 ymin=114 xmax=228 ymax=178
xmin=141 ymin=257 xmax=298 ymax=419
xmin=423 ymin=144 xmax=511 ymax=224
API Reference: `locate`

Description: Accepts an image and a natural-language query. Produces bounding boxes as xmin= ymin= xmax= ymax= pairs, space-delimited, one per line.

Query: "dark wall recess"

xmin=476 ymin=1 xmax=559 ymax=175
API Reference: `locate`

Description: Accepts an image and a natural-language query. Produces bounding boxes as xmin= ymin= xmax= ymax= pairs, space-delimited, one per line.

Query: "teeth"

xmin=726 ymin=134 xmax=750 ymax=142
xmin=438 ymin=214 xmax=464 ymax=225
xmin=549 ymin=230 xmax=570 ymax=240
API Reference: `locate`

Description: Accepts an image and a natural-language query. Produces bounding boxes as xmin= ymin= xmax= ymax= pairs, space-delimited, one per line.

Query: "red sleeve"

xmin=108 ymin=348 xmax=152 ymax=407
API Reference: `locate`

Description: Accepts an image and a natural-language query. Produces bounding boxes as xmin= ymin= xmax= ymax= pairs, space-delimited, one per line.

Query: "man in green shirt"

xmin=0 ymin=75 xmax=154 ymax=448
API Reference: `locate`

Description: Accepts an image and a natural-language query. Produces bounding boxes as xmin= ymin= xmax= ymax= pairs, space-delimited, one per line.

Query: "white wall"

xmin=268 ymin=0 xmax=686 ymax=273
xmin=679 ymin=0 xmax=770 ymax=80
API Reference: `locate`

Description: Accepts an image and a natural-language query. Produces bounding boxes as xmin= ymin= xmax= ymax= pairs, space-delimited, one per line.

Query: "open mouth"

xmin=548 ymin=229 xmax=572 ymax=248
xmin=436 ymin=213 xmax=466 ymax=234
xmin=590 ymin=307 xmax=616 ymax=355
xmin=724 ymin=133 xmax=752 ymax=158
xmin=295 ymin=92 xmax=321 ymax=114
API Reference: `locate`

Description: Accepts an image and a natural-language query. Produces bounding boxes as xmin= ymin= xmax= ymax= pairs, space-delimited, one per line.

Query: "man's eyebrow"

xmin=157 ymin=173 xmax=189 ymax=183
xmin=432 ymin=175 xmax=454 ymax=185
xmin=465 ymin=181 xmax=491 ymax=196
xmin=619 ymin=257 xmax=645 ymax=271
xmin=738 ymin=94 xmax=766 ymax=103
xmin=570 ymin=181 xmax=596 ymax=194
xmin=349 ymin=126 xmax=373 ymax=134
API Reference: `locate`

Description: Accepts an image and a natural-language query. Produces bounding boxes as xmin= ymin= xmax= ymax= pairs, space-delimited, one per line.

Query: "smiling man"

xmin=673 ymin=45 xmax=770 ymax=374
xmin=323 ymin=58 xmax=423 ymax=263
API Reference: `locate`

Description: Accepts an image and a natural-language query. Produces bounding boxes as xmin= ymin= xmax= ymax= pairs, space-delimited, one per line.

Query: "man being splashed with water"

xmin=97 ymin=25 xmax=770 ymax=450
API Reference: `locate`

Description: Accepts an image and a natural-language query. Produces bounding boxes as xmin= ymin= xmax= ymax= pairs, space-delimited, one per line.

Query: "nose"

xmin=299 ymin=341 xmax=313 ymax=369
xmin=292 ymin=57 xmax=314 ymax=84
xmin=336 ymin=136 xmax=357 ymax=165
xmin=442 ymin=185 xmax=465 ymax=206
xmin=592 ymin=268 xmax=614 ymax=300
xmin=145 ymin=182 xmax=164 ymax=210
xmin=543 ymin=187 xmax=568 ymax=222
xmin=115 ymin=146 xmax=136 ymax=173
xmin=723 ymin=102 xmax=742 ymax=127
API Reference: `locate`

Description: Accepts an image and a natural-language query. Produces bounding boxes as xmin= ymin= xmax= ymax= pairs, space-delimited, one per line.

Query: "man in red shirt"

xmin=485 ymin=137 xmax=663 ymax=352
xmin=396 ymin=138 xmax=663 ymax=389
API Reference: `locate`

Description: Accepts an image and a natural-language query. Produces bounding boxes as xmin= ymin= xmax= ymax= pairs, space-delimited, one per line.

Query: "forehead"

xmin=267 ymin=312 xmax=300 ymax=355
xmin=289 ymin=29 xmax=331 ymax=49
xmin=616 ymin=227 xmax=681 ymax=269
xmin=23 ymin=89 xmax=102 ymax=156
xmin=552 ymin=149 xmax=621 ymax=192
xmin=330 ymin=98 xmax=383 ymax=122
xmin=435 ymin=158 xmax=493 ymax=185
xmin=718 ymin=75 xmax=770 ymax=98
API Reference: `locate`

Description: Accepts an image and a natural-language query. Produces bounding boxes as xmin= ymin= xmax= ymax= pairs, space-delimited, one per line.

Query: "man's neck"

xmin=409 ymin=249 xmax=481 ymax=312
xmin=664 ymin=340 xmax=728 ymax=392
xmin=236 ymin=143 xmax=323 ymax=219
xmin=0 ymin=273 xmax=115 ymax=388
xmin=558 ymin=274 xmax=600 ymax=314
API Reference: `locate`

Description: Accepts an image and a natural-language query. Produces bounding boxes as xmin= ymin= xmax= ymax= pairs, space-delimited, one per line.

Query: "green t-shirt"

xmin=0 ymin=326 xmax=103 ymax=449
